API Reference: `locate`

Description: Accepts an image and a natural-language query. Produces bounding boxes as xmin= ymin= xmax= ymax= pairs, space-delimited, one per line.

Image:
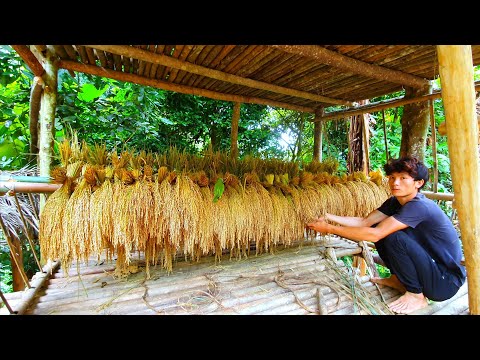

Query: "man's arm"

xmin=325 ymin=210 xmax=388 ymax=227
xmin=306 ymin=214 xmax=408 ymax=243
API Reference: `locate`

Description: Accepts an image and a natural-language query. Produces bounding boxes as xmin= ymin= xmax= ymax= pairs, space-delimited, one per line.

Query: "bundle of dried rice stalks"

xmin=324 ymin=258 xmax=394 ymax=315
xmin=39 ymin=141 xmax=391 ymax=279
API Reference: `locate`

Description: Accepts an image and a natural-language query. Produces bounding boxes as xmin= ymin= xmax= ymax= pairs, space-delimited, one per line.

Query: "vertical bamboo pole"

xmin=382 ymin=109 xmax=390 ymax=163
xmin=437 ymin=45 xmax=480 ymax=314
xmin=429 ymin=100 xmax=438 ymax=193
xmin=13 ymin=193 xmax=42 ymax=271
xmin=313 ymin=108 xmax=323 ymax=162
xmin=361 ymin=112 xmax=370 ymax=174
xmin=0 ymin=289 xmax=14 ymax=314
xmin=230 ymin=102 xmax=241 ymax=159
xmin=38 ymin=47 xmax=58 ymax=212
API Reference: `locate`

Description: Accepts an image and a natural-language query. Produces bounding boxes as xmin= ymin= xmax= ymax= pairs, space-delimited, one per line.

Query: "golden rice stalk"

xmin=157 ymin=166 xmax=169 ymax=184
xmin=332 ymin=183 xmax=356 ymax=217
xmin=90 ymin=178 xmax=114 ymax=260
xmin=61 ymin=178 xmax=93 ymax=273
xmin=111 ymin=181 xmax=129 ymax=257
xmin=197 ymin=186 xmax=215 ymax=256
xmin=80 ymin=140 xmax=91 ymax=163
xmin=148 ymin=179 xmax=168 ymax=268
xmin=39 ymin=178 xmax=72 ymax=262
xmin=57 ymin=138 xmax=72 ymax=167
xmin=222 ymin=185 xmax=249 ymax=258
xmin=83 ymin=165 xmax=98 ymax=188
xmin=51 ymin=166 xmax=67 ymax=184
xmin=368 ymin=170 xmax=384 ymax=186
xmin=297 ymin=186 xmax=326 ymax=223
xmin=66 ymin=161 xmax=83 ymax=182
xmin=299 ymin=171 xmax=314 ymax=188
xmin=89 ymin=143 xmax=109 ymax=166
xmin=125 ymin=180 xmax=155 ymax=275
xmin=95 ymin=167 xmax=106 ymax=184
xmin=356 ymin=181 xmax=384 ymax=215
xmin=158 ymin=175 xmax=203 ymax=264
xmin=243 ymin=182 xmax=274 ymax=254
xmin=69 ymin=132 xmax=82 ymax=163
xmin=365 ymin=181 xmax=390 ymax=208
xmin=143 ymin=165 xmax=153 ymax=182
xmin=268 ymin=188 xmax=303 ymax=247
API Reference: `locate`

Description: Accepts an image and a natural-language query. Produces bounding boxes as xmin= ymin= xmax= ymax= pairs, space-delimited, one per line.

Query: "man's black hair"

xmin=383 ymin=156 xmax=429 ymax=190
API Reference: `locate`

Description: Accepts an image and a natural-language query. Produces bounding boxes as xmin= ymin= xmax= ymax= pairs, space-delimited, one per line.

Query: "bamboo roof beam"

xmin=271 ymin=45 xmax=430 ymax=89
xmin=315 ymin=81 xmax=480 ymax=122
xmin=58 ymin=60 xmax=315 ymax=113
xmin=85 ymin=45 xmax=353 ymax=106
xmin=10 ymin=45 xmax=44 ymax=77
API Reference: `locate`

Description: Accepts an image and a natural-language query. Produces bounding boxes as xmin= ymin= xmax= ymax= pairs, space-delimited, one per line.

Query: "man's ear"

xmin=416 ymin=179 xmax=425 ymax=189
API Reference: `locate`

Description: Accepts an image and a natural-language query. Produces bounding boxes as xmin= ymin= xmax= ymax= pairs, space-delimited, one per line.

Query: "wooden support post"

xmin=313 ymin=108 xmax=323 ymax=162
xmin=429 ymin=100 xmax=438 ymax=192
xmin=382 ymin=109 xmax=389 ymax=162
xmin=230 ymin=102 xmax=241 ymax=159
xmin=38 ymin=48 xmax=58 ymax=211
xmin=359 ymin=241 xmax=379 ymax=278
xmin=437 ymin=45 xmax=480 ymax=314
xmin=361 ymin=112 xmax=370 ymax=175
xmin=0 ymin=217 xmax=30 ymax=289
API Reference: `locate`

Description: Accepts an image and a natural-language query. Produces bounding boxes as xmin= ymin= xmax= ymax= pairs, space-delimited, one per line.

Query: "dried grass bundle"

xmin=61 ymin=178 xmax=92 ymax=272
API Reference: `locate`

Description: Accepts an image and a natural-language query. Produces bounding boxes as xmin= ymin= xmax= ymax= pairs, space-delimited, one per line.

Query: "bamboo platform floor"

xmin=0 ymin=237 xmax=470 ymax=315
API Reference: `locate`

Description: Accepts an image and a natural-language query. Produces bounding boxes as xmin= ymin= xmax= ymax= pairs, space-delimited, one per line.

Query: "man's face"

xmin=387 ymin=171 xmax=424 ymax=197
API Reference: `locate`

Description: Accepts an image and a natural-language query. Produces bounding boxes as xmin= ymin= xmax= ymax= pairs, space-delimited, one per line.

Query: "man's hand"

xmin=306 ymin=218 xmax=329 ymax=234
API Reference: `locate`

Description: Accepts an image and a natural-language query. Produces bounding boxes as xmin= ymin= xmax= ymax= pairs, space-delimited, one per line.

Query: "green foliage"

xmin=0 ymin=46 xmax=32 ymax=170
xmin=0 ymin=243 xmax=13 ymax=293
xmin=213 ymin=178 xmax=225 ymax=202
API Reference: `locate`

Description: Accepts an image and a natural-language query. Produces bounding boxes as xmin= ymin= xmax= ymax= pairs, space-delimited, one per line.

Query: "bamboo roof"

xmin=13 ymin=45 xmax=480 ymax=114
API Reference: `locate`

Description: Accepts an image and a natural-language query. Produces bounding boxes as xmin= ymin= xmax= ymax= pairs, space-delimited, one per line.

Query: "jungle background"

xmin=1 ymin=45 xmax=478 ymax=293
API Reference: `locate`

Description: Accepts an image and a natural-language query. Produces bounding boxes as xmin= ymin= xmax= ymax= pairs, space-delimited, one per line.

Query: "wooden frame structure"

xmin=7 ymin=44 xmax=480 ymax=314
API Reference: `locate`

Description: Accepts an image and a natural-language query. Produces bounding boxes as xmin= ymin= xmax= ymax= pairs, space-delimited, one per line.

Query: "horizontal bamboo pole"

xmin=0 ymin=175 xmax=51 ymax=183
xmin=59 ymin=60 xmax=314 ymax=113
xmin=422 ymin=191 xmax=454 ymax=201
xmin=0 ymin=182 xmax=61 ymax=194
xmin=11 ymin=45 xmax=45 ymax=77
xmin=86 ymin=45 xmax=353 ymax=106
xmin=318 ymin=81 xmax=480 ymax=122
xmin=14 ymin=260 xmax=61 ymax=315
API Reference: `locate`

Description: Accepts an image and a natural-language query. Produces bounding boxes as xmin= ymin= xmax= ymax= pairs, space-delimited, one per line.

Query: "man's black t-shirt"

xmin=377 ymin=192 xmax=466 ymax=286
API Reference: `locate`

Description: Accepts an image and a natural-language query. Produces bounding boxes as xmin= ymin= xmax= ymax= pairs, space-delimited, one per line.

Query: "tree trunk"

xmin=347 ymin=100 xmax=369 ymax=173
xmin=400 ymin=85 xmax=431 ymax=162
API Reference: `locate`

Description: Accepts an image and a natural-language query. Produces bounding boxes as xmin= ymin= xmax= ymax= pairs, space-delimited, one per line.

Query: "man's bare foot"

xmin=370 ymin=274 xmax=406 ymax=292
xmin=388 ymin=291 xmax=428 ymax=314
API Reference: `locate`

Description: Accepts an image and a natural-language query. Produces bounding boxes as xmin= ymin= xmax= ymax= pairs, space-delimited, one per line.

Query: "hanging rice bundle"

xmin=221 ymin=173 xmax=249 ymax=257
xmin=39 ymin=161 xmax=82 ymax=263
xmin=268 ymin=186 xmax=302 ymax=247
xmin=90 ymin=167 xmax=115 ymax=263
xmin=61 ymin=177 xmax=92 ymax=273
xmin=211 ymin=175 xmax=235 ymax=255
xmin=243 ymin=181 xmax=274 ymax=254
xmin=40 ymin=138 xmax=395 ymax=278
xmin=332 ymin=183 xmax=356 ymax=217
